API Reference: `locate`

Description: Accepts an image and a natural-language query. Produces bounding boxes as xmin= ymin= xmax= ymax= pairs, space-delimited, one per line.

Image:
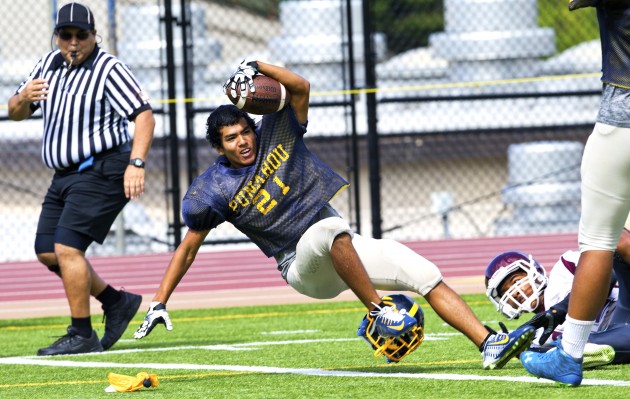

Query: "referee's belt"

xmin=55 ymin=142 xmax=131 ymax=173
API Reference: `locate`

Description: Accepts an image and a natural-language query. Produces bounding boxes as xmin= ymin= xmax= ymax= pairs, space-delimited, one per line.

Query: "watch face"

xmin=131 ymin=158 xmax=145 ymax=168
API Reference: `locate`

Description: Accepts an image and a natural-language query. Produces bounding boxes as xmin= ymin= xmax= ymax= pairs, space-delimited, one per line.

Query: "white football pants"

xmin=580 ymin=123 xmax=630 ymax=252
xmin=286 ymin=217 xmax=443 ymax=299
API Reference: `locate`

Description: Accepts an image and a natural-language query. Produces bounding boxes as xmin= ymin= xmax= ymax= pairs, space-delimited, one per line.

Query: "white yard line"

xmin=1 ymin=337 xmax=629 ymax=388
xmin=1 ymin=356 xmax=629 ymax=387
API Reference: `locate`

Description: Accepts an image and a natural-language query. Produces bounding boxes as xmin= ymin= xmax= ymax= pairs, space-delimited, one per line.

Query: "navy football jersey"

xmin=598 ymin=4 xmax=630 ymax=88
xmin=595 ymin=3 xmax=630 ymax=127
xmin=182 ymin=106 xmax=349 ymax=256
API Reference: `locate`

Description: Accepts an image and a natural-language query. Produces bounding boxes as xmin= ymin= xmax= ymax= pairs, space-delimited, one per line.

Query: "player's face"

xmin=499 ymin=270 xmax=544 ymax=312
xmin=499 ymin=270 xmax=529 ymax=298
xmin=216 ymin=118 xmax=257 ymax=168
xmin=55 ymin=27 xmax=97 ymax=66
xmin=499 ymin=270 xmax=542 ymax=312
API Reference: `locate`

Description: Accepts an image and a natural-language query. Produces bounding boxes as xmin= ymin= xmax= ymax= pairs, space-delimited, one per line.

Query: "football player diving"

xmin=484 ymin=228 xmax=630 ymax=368
xmin=133 ymin=59 xmax=536 ymax=368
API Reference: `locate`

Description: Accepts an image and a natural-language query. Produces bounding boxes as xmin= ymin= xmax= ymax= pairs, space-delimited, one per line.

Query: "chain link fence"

xmin=0 ymin=0 xmax=600 ymax=261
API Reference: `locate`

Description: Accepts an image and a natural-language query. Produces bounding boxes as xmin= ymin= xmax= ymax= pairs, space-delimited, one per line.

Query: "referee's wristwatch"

xmin=129 ymin=158 xmax=145 ymax=168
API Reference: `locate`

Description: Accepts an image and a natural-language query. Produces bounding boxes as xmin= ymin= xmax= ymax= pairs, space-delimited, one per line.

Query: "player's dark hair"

xmin=205 ymin=105 xmax=256 ymax=149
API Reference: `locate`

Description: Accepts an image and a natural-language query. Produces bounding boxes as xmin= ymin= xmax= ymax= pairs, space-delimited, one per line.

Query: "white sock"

xmin=561 ymin=315 xmax=594 ymax=360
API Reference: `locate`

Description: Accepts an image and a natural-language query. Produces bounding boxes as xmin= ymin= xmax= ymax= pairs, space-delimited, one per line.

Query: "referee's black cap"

xmin=55 ymin=2 xmax=95 ymax=31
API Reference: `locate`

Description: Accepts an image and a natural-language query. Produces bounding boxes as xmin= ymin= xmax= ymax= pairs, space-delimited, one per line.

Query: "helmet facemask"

xmin=485 ymin=254 xmax=548 ymax=320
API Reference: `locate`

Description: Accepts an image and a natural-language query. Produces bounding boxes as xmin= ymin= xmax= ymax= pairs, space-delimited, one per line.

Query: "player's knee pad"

xmin=353 ymin=236 xmax=442 ymax=296
xmin=387 ymin=242 xmax=442 ymax=295
xmin=302 ymin=217 xmax=353 ymax=253
xmin=288 ymin=217 xmax=354 ymax=299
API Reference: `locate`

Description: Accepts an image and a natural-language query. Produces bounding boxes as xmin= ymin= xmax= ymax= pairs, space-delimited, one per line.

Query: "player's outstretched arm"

xmin=134 ymin=228 xmax=210 ymax=339
xmin=255 ymin=61 xmax=310 ymax=125
xmin=134 ymin=302 xmax=172 ymax=339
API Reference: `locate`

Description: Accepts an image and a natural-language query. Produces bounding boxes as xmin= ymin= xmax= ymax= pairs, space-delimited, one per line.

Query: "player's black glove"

xmin=223 ymin=58 xmax=259 ymax=98
xmin=568 ymin=0 xmax=599 ymax=10
xmin=134 ymin=302 xmax=173 ymax=339
xmin=484 ymin=321 xmax=509 ymax=335
xmin=521 ymin=308 xmax=566 ymax=344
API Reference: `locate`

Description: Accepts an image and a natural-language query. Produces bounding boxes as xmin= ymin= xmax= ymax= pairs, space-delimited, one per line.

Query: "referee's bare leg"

xmin=38 ymin=251 xmax=108 ymax=297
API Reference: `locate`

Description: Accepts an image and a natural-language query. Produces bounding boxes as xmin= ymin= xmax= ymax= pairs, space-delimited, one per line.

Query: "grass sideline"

xmin=0 ymin=293 xmax=628 ymax=398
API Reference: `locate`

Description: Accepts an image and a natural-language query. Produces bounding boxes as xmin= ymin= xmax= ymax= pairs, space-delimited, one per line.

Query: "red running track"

xmin=0 ymin=233 xmax=578 ymax=319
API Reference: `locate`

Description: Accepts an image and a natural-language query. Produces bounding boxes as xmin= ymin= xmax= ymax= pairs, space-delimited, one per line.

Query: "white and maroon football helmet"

xmin=484 ymin=251 xmax=548 ymax=320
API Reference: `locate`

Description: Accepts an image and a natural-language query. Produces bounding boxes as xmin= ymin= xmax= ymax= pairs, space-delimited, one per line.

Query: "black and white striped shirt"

xmin=16 ymin=46 xmax=151 ymax=169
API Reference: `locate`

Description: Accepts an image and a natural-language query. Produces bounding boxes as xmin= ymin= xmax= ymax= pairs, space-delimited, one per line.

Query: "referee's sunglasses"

xmin=56 ymin=30 xmax=92 ymax=41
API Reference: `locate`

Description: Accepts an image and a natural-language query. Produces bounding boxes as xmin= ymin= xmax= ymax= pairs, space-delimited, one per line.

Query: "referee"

xmin=7 ymin=2 xmax=155 ymax=356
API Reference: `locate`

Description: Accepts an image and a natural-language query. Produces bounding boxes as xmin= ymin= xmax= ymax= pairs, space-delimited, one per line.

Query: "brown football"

xmin=226 ymin=75 xmax=291 ymax=115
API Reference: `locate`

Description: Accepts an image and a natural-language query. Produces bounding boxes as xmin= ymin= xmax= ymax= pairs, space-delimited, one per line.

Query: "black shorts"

xmin=35 ymin=145 xmax=131 ymax=253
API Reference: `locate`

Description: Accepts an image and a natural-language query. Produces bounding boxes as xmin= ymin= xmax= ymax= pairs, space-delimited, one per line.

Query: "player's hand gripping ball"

xmin=226 ymin=75 xmax=291 ymax=115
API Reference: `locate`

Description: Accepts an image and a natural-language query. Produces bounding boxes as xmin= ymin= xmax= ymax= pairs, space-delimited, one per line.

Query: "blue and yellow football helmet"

xmin=357 ymin=294 xmax=425 ymax=363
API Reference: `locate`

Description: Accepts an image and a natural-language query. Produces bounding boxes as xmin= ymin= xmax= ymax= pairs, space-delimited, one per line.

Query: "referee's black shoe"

xmin=101 ymin=290 xmax=142 ymax=350
xmin=37 ymin=326 xmax=103 ymax=356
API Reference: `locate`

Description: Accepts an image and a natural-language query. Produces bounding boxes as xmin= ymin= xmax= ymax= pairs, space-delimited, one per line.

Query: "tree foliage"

xmin=537 ymin=0 xmax=599 ymax=53
xmin=372 ymin=0 xmax=444 ymax=55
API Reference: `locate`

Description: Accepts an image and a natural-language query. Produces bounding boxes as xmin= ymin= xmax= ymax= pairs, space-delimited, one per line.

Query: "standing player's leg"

xmin=74 ymin=155 xmax=143 ymax=350
xmin=36 ymin=226 xmax=104 ymax=356
xmin=522 ymin=123 xmax=630 ymax=385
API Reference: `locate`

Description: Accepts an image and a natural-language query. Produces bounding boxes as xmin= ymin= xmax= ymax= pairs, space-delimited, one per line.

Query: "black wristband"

xmin=247 ymin=61 xmax=259 ymax=72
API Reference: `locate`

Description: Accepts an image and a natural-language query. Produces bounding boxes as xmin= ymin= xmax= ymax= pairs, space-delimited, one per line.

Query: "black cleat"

xmin=101 ymin=290 xmax=142 ymax=350
xmin=37 ymin=326 xmax=103 ymax=356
